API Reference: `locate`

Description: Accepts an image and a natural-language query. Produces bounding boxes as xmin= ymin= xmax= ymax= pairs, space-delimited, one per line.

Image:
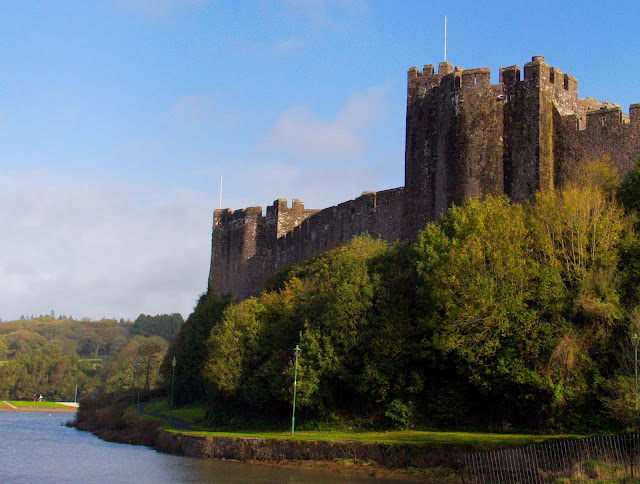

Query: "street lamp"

xmin=633 ymin=333 xmax=639 ymax=413
xmin=170 ymin=357 xmax=177 ymax=428
xmin=291 ymin=345 xmax=301 ymax=437
xmin=136 ymin=362 xmax=142 ymax=411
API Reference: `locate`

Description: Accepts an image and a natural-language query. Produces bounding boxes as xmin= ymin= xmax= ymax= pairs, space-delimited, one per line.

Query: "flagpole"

xmin=219 ymin=176 xmax=223 ymax=209
xmin=444 ymin=15 xmax=447 ymax=62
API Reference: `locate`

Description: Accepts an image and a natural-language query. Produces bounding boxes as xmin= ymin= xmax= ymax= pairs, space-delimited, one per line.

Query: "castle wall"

xmin=209 ymin=56 xmax=640 ymax=301
xmin=555 ymin=105 xmax=640 ymax=185
xmin=208 ymin=188 xmax=405 ymax=299
xmin=456 ymin=68 xmax=505 ymax=202
xmin=209 ymin=207 xmax=267 ymax=298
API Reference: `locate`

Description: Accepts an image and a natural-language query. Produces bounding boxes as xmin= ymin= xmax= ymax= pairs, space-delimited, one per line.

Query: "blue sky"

xmin=1 ymin=0 xmax=638 ymax=321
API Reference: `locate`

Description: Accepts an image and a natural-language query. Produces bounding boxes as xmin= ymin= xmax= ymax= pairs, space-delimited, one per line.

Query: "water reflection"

xmin=0 ymin=412 xmax=407 ymax=483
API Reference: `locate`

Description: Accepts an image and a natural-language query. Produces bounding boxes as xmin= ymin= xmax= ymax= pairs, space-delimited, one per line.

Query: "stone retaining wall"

xmin=155 ymin=431 xmax=465 ymax=470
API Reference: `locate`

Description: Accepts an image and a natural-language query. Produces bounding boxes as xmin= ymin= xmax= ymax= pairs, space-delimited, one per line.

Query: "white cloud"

xmin=260 ymin=105 xmax=363 ymax=158
xmin=259 ymin=84 xmax=388 ymax=160
xmin=0 ymin=170 xmax=215 ymax=321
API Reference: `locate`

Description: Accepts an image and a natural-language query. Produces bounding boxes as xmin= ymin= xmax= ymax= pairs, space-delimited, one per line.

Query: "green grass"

xmin=0 ymin=401 xmax=10 ymax=407
xmin=142 ymin=398 xmax=581 ymax=450
xmin=8 ymin=401 xmax=70 ymax=408
xmin=145 ymin=400 xmax=583 ymax=450
xmin=145 ymin=400 xmax=207 ymax=425
xmin=80 ymin=358 xmax=103 ymax=369
xmin=171 ymin=429 xmax=580 ymax=449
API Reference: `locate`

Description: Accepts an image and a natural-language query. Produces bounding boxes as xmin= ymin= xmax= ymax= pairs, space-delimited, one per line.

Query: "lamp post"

xmin=136 ymin=362 xmax=142 ymax=411
xmin=170 ymin=357 xmax=177 ymax=428
xmin=131 ymin=364 xmax=136 ymax=406
xmin=291 ymin=345 xmax=301 ymax=437
xmin=633 ymin=333 xmax=639 ymax=413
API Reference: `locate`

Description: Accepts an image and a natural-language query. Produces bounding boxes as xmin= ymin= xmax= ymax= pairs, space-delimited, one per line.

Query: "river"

xmin=0 ymin=412 xmax=409 ymax=483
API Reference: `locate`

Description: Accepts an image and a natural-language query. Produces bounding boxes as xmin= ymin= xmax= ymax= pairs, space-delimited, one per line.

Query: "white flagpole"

xmin=444 ymin=15 xmax=447 ymax=62
xmin=219 ymin=176 xmax=223 ymax=209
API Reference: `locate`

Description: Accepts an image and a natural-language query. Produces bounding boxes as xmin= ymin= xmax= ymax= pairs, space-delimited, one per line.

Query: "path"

xmin=138 ymin=400 xmax=192 ymax=431
xmin=2 ymin=401 xmax=17 ymax=409
xmin=57 ymin=402 xmax=80 ymax=408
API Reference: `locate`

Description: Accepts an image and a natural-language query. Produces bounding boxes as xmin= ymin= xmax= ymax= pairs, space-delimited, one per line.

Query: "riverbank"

xmin=156 ymin=429 xmax=463 ymax=482
xmin=69 ymin=394 xmax=465 ymax=481
xmin=69 ymin=393 xmax=575 ymax=482
xmin=0 ymin=401 xmax=77 ymax=412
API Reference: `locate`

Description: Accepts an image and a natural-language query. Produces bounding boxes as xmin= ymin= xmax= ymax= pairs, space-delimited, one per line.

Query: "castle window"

xmin=474 ymin=76 xmax=478 ymax=85
xmin=549 ymin=70 xmax=555 ymax=84
xmin=455 ymin=77 xmax=460 ymax=89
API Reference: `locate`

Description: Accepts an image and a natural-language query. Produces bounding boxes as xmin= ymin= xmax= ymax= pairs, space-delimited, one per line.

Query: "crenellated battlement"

xmin=410 ymin=56 xmax=579 ymax=99
xmin=213 ymin=206 xmax=264 ymax=226
xmin=461 ymin=68 xmax=491 ymax=88
xmin=210 ymin=54 xmax=640 ymax=301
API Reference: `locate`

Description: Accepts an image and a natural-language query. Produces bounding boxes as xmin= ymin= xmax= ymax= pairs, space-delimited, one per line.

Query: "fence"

xmin=462 ymin=433 xmax=640 ymax=483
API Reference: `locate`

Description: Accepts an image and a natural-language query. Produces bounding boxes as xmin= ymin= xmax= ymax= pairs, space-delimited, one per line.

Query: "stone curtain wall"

xmin=208 ymin=188 xmax=405 ymax=299
xmin=209 ymin=56 xmax=640 ymax=301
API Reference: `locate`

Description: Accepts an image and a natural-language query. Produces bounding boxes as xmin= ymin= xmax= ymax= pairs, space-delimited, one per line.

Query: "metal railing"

xmin=462 ymin=433 xmax=640 ymax=483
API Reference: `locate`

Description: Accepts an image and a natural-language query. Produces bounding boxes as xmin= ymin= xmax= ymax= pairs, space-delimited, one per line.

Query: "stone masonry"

xmin=209 ymin=56 xmax=640 ymax=300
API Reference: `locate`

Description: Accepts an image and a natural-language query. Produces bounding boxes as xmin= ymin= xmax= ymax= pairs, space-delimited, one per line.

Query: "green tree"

xmin=132 ymin=313 xmax=184 ymax=341
xmin=415 ymin=196 xmax=552 ymax=423
xmin=162 ymin=293 xmax=231 ymax=405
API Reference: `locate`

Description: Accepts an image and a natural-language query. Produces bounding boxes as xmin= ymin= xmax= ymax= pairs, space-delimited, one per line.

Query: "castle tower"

xmin=208 ymin=55 xmax=640 ymax=301
xmin=403 ymin=56 xmax=584 ymax=238
xmin=501 ymin=56 xmax=578 ymax=202
xmin=404 ymin=61 xmax=505 ymax=239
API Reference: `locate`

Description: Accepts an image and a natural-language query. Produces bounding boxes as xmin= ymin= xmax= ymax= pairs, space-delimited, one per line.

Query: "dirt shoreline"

xmin=0 ymin=406 xmax=77 ymax=413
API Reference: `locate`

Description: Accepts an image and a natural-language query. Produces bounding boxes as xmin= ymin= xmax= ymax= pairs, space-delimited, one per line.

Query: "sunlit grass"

xmin=144 ymin=399 xmax=207 ymax=425
xmin=9 ymin=401 xmax=69 ymax=408
xmin=142 ymin=399 xmax=582 ymax=449
xmin=80 ymin=358 xmax=103 ymax=369
xmin=170 ymin=429 xmax=580 ymax=449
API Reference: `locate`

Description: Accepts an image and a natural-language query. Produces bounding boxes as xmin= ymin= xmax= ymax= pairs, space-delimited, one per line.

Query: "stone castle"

xmin=209 ymin=56 xmax=640 ymax=300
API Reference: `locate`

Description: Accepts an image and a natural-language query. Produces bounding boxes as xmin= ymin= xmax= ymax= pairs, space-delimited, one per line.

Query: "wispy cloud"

xmin=281 ymin=0 xmax=366 ymax=27
xmin=115 ymin=0 xmax=210 ymax=18
xmin=273 ymin=38 xmax=305 ymax=54
xmin=168 ymin=94 xmax=216 ymax=124
xmin=0 ymin=170 xmax=214 ymax=321
xmin=259 ymin=84 xmax=388 ymax=160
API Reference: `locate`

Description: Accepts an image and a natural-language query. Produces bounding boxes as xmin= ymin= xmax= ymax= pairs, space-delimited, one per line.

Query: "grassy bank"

xmin=9 ymin=401 xmax=71 ymax=409
xmin=73 ymin=394 xmax=590 ymax=482
xmin=143 ymin=399 xmax=580 ymax=450
xmin=171 ymin=429 xmax=578 ymax=449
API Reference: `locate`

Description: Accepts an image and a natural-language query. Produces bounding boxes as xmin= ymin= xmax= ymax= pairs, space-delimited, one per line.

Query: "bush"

xmin=384 ymin=399 xmax=414 ymax=430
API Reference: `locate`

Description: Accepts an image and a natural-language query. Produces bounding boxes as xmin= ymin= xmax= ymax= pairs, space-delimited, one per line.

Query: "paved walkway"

xmin=2 ymin=401 xmax=17 ymax=409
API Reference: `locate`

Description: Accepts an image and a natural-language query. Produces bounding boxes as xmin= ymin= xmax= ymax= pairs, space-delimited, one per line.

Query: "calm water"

xmin=0 ymin=412 xmax=406 ymax=483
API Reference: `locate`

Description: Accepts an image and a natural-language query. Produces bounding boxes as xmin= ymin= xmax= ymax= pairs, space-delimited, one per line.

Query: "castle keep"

xmin=209 ymin=56 xmax=640 ymax=300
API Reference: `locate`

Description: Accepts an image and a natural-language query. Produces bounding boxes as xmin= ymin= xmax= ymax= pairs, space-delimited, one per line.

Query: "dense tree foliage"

xmin=161 ymin=293 xmax=231 ymax=405
xmin=164 ymin=165 xmax=640 ymax=431
xmin=0 ymin=314 xmax=176 ymax=401
xmin=131 ymin=313 xmax=184 ymax=341
xmin=100 ymin=336 xmax=168 ymax=393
